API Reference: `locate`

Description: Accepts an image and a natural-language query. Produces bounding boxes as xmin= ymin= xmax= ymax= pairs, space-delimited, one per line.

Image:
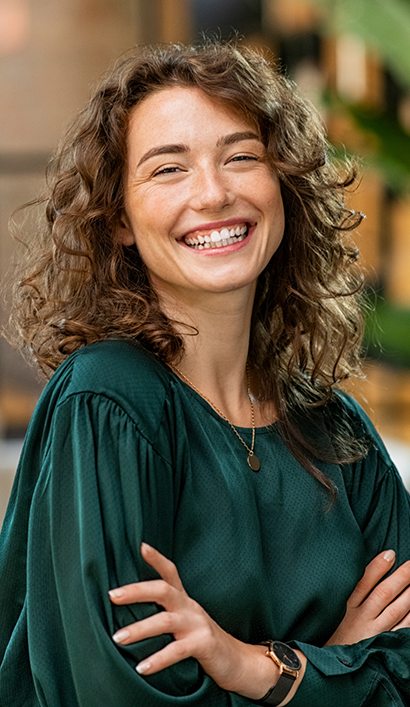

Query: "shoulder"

xmin=328 ymin=389 xmax=393 ymax=469
xmin=41 ymin=339 xmax=174 ymax=443
xmin=62 ymin=338 xmax=171 ymax=397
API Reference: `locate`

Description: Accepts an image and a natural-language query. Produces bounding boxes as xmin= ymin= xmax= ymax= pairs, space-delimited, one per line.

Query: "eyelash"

xmin=153 ymin=166 xmax=182 ymax=176
xmin=230 ymin=155 xmax=258 ymax=162
xmin=152 ymin=154 xmax=259 ymax=177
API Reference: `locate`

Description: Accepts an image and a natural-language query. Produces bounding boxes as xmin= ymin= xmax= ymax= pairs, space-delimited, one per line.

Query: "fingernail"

xmin=108 ymin=588 xmax=125 ymax=599
xmin=112 ymin=629 xmax=130 ymax=643
xmin=384 ymin=550 xmax=395 ymax=562
xmin=136 ymin=660 xmax=151 ymax=674
xmin=141 ymin=542 xmax=153 ymax=554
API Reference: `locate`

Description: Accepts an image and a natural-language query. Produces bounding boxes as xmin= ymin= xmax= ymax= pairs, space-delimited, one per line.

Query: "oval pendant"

xmin=247 ymin=453 xmax=261 ymax=471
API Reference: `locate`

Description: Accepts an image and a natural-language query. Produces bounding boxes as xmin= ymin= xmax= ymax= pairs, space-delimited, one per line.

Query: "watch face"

xmin=272 ymin=641 xmax=301 ymax=671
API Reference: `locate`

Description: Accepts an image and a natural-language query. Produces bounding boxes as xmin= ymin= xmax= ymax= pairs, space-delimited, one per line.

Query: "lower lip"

xmin=178 ymin=225 xmax=255 ymax=255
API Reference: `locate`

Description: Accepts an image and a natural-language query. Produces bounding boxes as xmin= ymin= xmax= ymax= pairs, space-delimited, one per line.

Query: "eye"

xmin=153 ymin=166 xmax=182 ymax=177
xmin=229 ymin=154 xmax=259 ymax=163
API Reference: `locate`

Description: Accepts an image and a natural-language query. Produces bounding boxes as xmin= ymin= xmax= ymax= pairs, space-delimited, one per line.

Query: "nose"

xmin=190 ymin=166 xmax=232 ymax=212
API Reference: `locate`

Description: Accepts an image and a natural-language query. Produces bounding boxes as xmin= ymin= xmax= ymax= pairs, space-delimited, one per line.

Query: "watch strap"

xmin=258 ymin=672 xmax=296 ymax=705
xmin=256 ymin=640 xmax=300 ymax=705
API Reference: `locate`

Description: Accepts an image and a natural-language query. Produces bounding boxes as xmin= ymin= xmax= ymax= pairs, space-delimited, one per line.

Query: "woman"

xmin=1 ymin=40 xmax=410 ymax=706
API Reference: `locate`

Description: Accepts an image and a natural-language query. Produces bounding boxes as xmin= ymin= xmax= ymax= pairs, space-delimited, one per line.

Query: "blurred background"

xmin=1 ymin=0 xmax=410 ymax=525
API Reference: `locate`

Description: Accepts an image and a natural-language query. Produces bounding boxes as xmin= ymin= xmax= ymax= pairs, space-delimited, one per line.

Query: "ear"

xmin=118 ymin=212 xmax=135 ymax=246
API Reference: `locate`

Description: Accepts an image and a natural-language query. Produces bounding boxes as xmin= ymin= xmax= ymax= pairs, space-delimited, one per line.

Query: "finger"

xmin=109 ymin=545 xmax=184 ymax=603
xmin=377 ymin=585 xmax=410 ymax=631
xmin=392 ymin=607 xmax=410 ymax=631
xmin=365 ymin=560 xmax=410 ymax=619
xmin=135 ymin=638 xmax=193 ymax=676
xmin=112 ymin=611 xmax=184 ymax=645
xmin=347 ymin=550 xmax=396 ymax=608
xmin=109 ymin=578 xmax=182 ymax=609
xmin=141 ymin=543 xmax=185 ymax=591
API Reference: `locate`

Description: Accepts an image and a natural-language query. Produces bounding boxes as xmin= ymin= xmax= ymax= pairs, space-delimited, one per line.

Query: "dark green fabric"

xmin=1 ymin=339 xmax=410 ymax=706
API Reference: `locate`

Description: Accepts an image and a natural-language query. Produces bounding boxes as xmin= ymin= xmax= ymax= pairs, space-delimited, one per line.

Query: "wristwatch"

xmin=257 ymin=640 xmax=301 ymax=706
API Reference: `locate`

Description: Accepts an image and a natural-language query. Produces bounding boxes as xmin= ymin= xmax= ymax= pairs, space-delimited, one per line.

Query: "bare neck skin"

xmin=153 ymin=278 xmax=275 ymax=428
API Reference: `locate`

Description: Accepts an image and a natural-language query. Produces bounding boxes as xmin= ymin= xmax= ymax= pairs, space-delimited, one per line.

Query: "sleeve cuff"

xmin=282 ymin=657 xmax=377 ymax=707
xmin=285 ymin=630 xmax=410 ymax=706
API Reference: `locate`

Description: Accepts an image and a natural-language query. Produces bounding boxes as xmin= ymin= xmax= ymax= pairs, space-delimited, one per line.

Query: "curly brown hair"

xmin=7 ymin=39 xmax=366 ymax=496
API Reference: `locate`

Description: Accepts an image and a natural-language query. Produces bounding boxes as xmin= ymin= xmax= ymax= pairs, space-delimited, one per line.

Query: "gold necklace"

xmin=172 ymin=364 xmax=261 ymax=472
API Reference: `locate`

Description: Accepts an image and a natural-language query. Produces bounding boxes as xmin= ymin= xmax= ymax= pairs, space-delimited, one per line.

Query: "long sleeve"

xmin=9 ymin=391 xmax=251 ymax=706
xmin=289 ymin=396 xmax=410 ymax=706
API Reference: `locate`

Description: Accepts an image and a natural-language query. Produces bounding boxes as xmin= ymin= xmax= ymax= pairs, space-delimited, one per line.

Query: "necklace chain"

xmin=171 ymin=363 xmax=261 ymax=471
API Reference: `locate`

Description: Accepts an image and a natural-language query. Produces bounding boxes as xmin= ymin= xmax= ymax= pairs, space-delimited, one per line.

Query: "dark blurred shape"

xmin=278 ymin=32 xmax=320 ymax=76
xmin=192 ymin=0 xmax=262 ymax=38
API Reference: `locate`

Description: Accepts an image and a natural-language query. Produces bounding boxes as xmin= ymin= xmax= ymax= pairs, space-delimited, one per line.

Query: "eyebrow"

xmin=136 ymin=131 xmax=261 ymax=168
xmin=137 ymin=143 xmax=188 ymax=168
xmin=217 ymin=131 xmax=261 ymax=147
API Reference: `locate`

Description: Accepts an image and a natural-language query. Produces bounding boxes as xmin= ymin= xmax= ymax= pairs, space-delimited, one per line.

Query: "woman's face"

xmin=120 ymin=86 xmax=285 ymax=301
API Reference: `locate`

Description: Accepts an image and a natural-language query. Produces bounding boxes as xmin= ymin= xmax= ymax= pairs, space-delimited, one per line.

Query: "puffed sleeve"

xmin=0 ymin=390 xmax=253 ymax=707
xmin=289 ymin=396 xmax=410 ymax=706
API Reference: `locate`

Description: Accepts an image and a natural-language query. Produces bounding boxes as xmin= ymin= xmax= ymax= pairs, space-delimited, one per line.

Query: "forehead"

xmin=126 ymin=86 xmax=257 ymax=154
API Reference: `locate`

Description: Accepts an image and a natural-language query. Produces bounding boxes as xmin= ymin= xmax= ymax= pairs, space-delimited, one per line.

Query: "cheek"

xmin=264 ymin=187 xmax=285 ymax=253
xmin=131 ymin=225 xmax=175 ymax=278
xmin=266 ymin=179 xmax=284 ymax=211
xmin=247 ymin=172 xmax=284 ymax=213
xmin=127 ymin=189 xmax=180 ymax=242
xmin=269 ymin=183 xmax=285 ymax=226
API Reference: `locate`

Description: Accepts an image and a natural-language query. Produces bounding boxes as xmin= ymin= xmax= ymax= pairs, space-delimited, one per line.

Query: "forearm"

xmin=212 ymin=635 xmax=306 ymax=703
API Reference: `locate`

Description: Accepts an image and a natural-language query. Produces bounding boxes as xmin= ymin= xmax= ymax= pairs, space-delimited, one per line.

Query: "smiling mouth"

xmin=181 ymin=223 xmax=250 ymax=250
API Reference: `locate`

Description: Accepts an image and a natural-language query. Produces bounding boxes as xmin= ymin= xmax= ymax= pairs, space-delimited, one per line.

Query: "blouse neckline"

xmin=169 ymin=368 xmax=277 ymax=435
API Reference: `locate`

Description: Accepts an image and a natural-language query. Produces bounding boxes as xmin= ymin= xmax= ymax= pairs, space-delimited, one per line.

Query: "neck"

xmin=153 ymin=280 xmax=270 ymax=427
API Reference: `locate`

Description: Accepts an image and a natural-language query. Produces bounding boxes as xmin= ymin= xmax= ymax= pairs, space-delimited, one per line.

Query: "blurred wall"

xmin=0 ymin=0 xmax=138 ymax=434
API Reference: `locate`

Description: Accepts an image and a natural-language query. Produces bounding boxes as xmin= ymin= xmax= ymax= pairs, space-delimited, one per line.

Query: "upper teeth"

xmin=184 ymin=224 xmax=248 ymax=247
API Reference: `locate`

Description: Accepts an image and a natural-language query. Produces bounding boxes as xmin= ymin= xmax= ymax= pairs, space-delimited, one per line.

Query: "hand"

xmin=109 ymin=543 xmax=306 ymax=702
xmin=325 ymin=550 xmax=410 ymax=646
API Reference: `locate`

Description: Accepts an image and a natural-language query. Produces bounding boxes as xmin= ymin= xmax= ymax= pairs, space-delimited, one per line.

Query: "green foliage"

xmin=364 ymin=290 xmax=410 ymax=367
xmin=311 ymin=0 xmax=410 ymax=366
xmin=325 ymin=96 xmax=410 ymax=192
xmin=314 ymin=0 xmax=410 ymax=87
xmin=348 ymin=107 xmax=410 ymax=191
xmin=313 ymin=0 xmax=410 ymax=193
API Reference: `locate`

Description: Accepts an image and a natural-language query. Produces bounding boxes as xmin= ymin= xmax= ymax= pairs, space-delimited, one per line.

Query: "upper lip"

xmin=178 ymin=218 xmax=256 ymax=240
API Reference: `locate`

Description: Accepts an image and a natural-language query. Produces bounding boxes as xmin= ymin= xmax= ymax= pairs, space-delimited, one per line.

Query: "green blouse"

xmin=1 ymin=339 xmax=410 ymax=706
